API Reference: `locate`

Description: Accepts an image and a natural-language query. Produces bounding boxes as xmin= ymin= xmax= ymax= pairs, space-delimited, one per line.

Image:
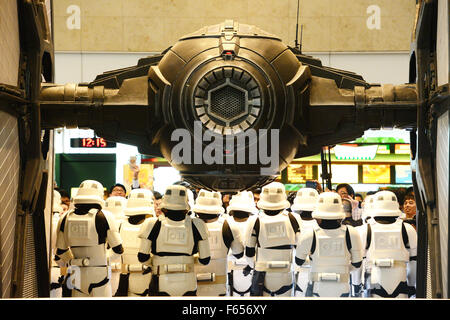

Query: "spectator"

xmin=222 ymin=192 xmax=237 ymax=212
xmin=355 ymin=193 xmax=363 ymax=203
xmin=153 ymin=191 xmax=163 ymax=217
xmin=252 ymin=188 xmax=261 ymax=206
xmin=336 ymin=183 xmax=362 ymax=223
xmin=110 ymin=183 xmax=127 ymax=198
xmin=305 ymin=180 xmax=323 ymax=193
xmin=55 ymin=188 xmax=70 ymax=212
xmin=336 ymin=183 xmax=355 ymax=199
xmin=287 ymin=191 xmax=297 ymax=212
xmin=403 ymin=193 xmax=417 ymax=229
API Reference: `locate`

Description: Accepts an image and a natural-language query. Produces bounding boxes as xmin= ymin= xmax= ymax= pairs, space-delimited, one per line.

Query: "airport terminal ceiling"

xmin=0 ymin=0 xmax=449 ymax=301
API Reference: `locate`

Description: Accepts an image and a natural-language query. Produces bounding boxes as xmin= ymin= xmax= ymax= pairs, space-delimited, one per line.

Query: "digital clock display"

xmin=70 ymin=138 xmax=116 ymax=148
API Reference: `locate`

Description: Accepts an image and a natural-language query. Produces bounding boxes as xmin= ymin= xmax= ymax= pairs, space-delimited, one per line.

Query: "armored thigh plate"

xmin=67 ymin=266 xmax=111 ymax=297
xmin=158 ymin=272 xmax=197 ymax=296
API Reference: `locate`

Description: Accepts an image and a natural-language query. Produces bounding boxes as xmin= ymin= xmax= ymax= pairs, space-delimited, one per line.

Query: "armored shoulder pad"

xmin=403 ymin=222 xmax=418 ymax=252
xmin=192 ymin=217 xmax=209 ymax=240
xmin=137 ymin=216 xmax=159 ymax=240
xmin=102 ymin=209 xmax=119 ymax=232
xmin=346 ymin=225 xmax=363 ymax=250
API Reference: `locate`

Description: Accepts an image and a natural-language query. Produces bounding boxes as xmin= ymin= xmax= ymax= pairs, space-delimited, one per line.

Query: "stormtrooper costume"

xmin=245 ymin=182 xmax=300 ymax=297
xmin=55 ymin=180 xmax=123 ymax=297
xmin=192 ymin=190 xmax=244 ymax=296
xmin=137 ymin=185 xmax=211 ymax=296
xmin=115 ymin=189 xmax=154 ymax=296
xmin=104 ymin=196 xmax=127 ymax=295
xmin=226 ymin=191 xmax=259 ymax=297
xmin=295 ymin=192 xmax=363 ymax=297
xmin=353 ymin=193 xmax=376 ymax=295
xmin=290 ymin=188 xmax=319 ymax=297
xmin=358 ymin=191 xmax=417 ymax=298
xmin=50 ymin=190 xmax=66 ymax=298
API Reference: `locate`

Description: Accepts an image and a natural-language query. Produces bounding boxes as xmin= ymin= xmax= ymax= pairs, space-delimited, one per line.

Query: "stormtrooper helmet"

xmin=124 ymin=188 xmax=155 ymax=216
xmin=257 ymin=182 xmax=290 ymax=211
xmin=187 ymin=189 xmax=195 ymax=211
xmin=160 ymin=185 xmax=190 ymax=211
xmin=53 ymin=190 xmax=64 ymax=214
xmin=291 ymin=187 xmax=319 ymax=212
xmin=362 ymin=194 xmax=375 ymax=220
xmin=105 ymin=196 xmax=127 ymax=219
xmin=312 ymin=192 xmax=346 ymax=220
xmin=370 ymin=190 xmax=402 ymax=217
xmin=193 ymin=189 xmax=224 ymax=215
xmin=227 ymin=191 xmax=259 ymax=215
xmin=73 ymin=180 xmax=105 ymax=207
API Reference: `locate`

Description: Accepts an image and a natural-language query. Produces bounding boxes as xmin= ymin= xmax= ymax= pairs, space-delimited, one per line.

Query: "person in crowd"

xmin=137 ymin=185 xmax=210 ymax=296
xmin=286 ymin=191 xmax=297 ymax=212
xmin=245 ymin=182 xmax=299 ymax=297
xmin=342 ymin=198 xmax=363 ymax=227
xmin=336 ymin=183 xmax=363 ymax=225
xmin=295 ymin=192 xmax=363 ymax=297
xmin=402 ymin=193 xmax=417 ymax=229
xmin=110 ymin=183 xmax=127 ymax=198
xmin=153 ymin=191 xmax=163 ymax=217
xmin=55 ymin=180 xmax=124 ymax=297
xmin=305 ymin=180 xmax=323 ymax=194
xmin=355 ymin=193 xmax=363 ymax=204
xmin=358 ymin=190 xmax=417 ymax=298
xmin=115 ymin=189 xmax=154 ymax=296
xmin=226 ymin=191 xmax=259 ymax=296
xmin=192 ymin=190 xmax=244 ymax=296
xmin=55 ymin=188 xmax=70 ymax=212
xmin=222 ymin=193 xmax=235 ymax=212
xmin=290 ymin=187 xmax=319 ymax=297
xmin=336 ymin=183 xmax=355 ymax=199
xmin=252 ymin=188 xmax=261 ymax=207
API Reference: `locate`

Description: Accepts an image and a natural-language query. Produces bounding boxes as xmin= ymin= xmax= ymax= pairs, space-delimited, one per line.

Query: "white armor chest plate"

xmin=258 ymin=212 xmax=296 ymax=248
xmin=156 ymin=217 xmax=194 ymax=254
xmin=120 ymin=221 xmax=141 ymax=250
xmin=120 ymin=220 xmax=142 ymax=265
xmin=207 ymin=221 xmax=227 ymax=259
xmin=227 ymin=218 xmax=249 ymax=266
xmin=310 ymin=226 xmax=350 ymax=274
xmin=65 ymin=210 xmax=98 ymax=247
xmin=298 ymin=218 xmax=317 ymax=234
xmin=366 ymin=220 xmax=409 ymax=263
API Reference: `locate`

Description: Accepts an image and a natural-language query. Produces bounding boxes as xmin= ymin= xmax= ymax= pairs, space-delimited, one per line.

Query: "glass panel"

xmin=287 ymin=164 xmax=314 ymax=183
xmin=318 ymin=164 xmax=358 ymax=184
xmin=395 ymin=165 xmax=413 ymax=183
xmin=363 ymin=164 xmax=391 ymax=183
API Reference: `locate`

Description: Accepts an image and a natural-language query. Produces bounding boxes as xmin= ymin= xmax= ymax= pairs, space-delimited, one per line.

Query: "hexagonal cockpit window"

xmin=209 ymin=83 xmax=247 ymax=123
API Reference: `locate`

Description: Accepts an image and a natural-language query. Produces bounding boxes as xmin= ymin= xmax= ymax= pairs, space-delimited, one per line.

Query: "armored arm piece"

xmin=223 ymin=220 xmax=244 ymax=258
xmin=295 ymin=228 xmax=314 ymax=266
xmin=193 ymin=218 xmax=211 ymax=265
xmin=137 ymin=218 xmax=158 ymax=264
xmin=405 ymin=223 xmax=418 ymax=289
xmin=55 ymin=213 xmax=74 ymax=263
xmin=102 ymin=210 xmax=124 ymax=255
